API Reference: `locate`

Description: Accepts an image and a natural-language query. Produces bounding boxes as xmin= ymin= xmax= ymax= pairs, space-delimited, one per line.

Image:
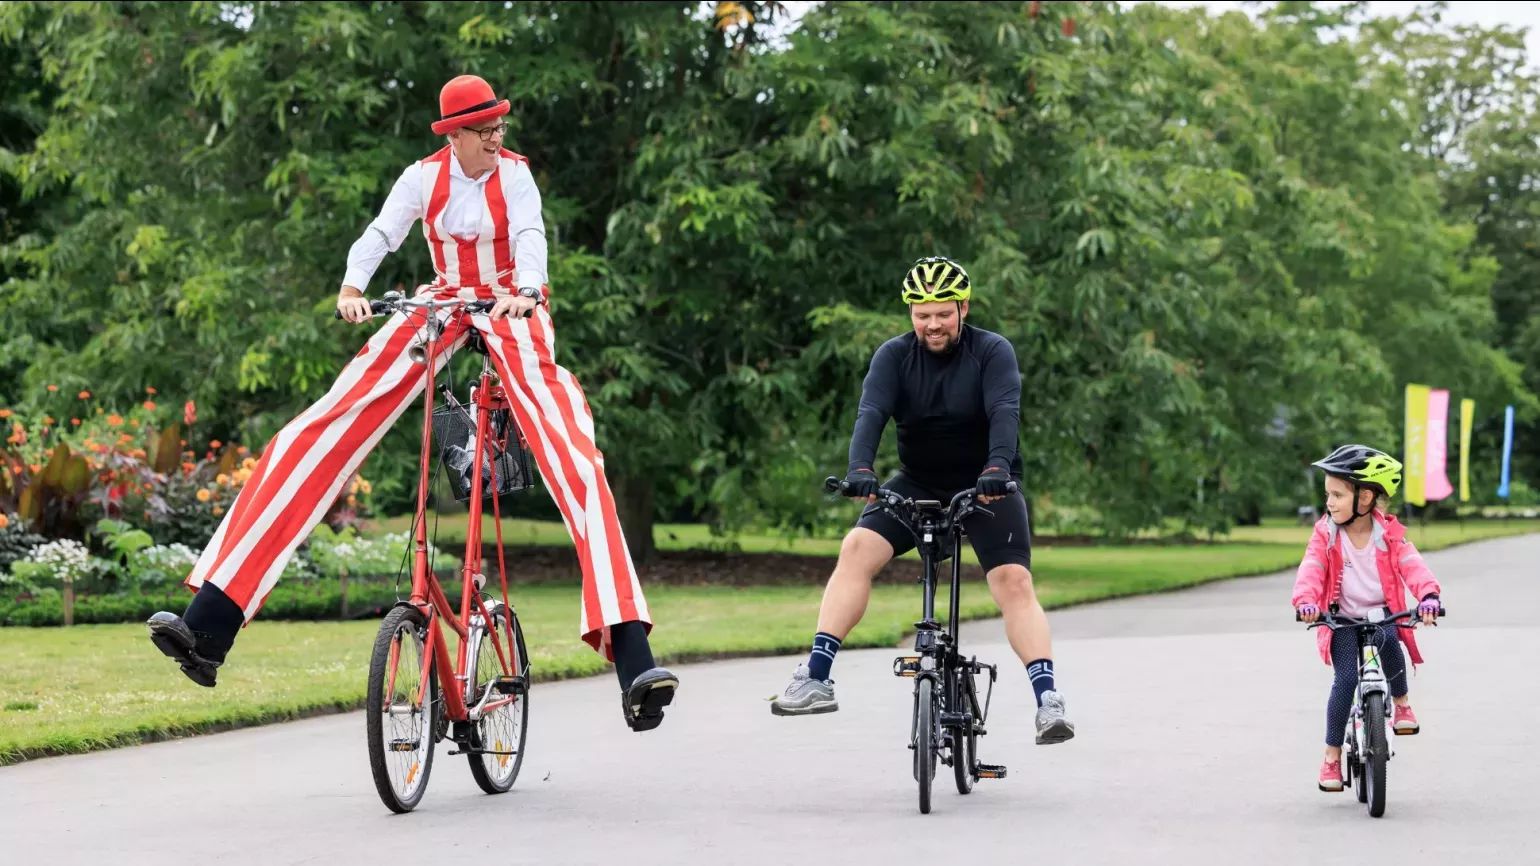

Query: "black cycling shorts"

xmin=854 ymin=472 xmax=1032 ymax=572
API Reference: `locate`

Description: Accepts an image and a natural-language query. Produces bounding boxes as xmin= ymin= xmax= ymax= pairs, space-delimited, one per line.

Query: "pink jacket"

xmin=1291 ymin=511 xmax=1442 ymax=667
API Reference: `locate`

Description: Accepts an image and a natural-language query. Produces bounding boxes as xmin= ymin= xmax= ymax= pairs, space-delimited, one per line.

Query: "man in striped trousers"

xmin=147 ymin=75 xmax=679 ymax=733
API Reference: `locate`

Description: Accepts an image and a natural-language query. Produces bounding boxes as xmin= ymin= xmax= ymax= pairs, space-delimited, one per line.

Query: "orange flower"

xmin=0 ymin=409 xmax=10 ymax=418
xmin=29 ymin=463 xmax=42 ymax=473
xmin=71 ymin=418 xmax=82 ymax=426
xmin=47 ymin=384 xmax=58 ymax=392
xmin=146 ymin=387 xmax=157 ymax=395
xmin=196 ymin=489 xmax=213 ymax=503
xmin=119 ymin=434 xmax=134 ymax=444
xmin=212 ymin=506 xmax=224 ymax=516
xmin=143 ymin=400 xmax=157 ymax=411
xmin=130 ymin=420 xmax=140 ymax=427
xmin=43 ymin=416 xmax=54 ymax=425
xmin=131 ymin=449 xmax=147 ymax=459
xmin=0 ymin=514 xmax=8 ymax=529
xmin=107 ymin=414 xmax=123 ymax=427
xmin=182 ymin=461 xmax=197 ymax=473
xmin=209 ymin=440 xmax=222 ymax=449
xmin=78 ymin=391 xmax=91 ymax=400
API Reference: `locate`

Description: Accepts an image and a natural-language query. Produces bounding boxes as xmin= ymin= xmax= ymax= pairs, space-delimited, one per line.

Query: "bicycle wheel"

xmin=1364 ymin=694 xmax=1388 ymax=818
xmin=466 ymin=603 xmax=530 ymax=795
xmin=953 ymin=670 xmax=977 ymax=796
xmin=366 ymin=605 xmax=440 ymax=814
xmin=914 ymin=683 xmax=937 ymax=814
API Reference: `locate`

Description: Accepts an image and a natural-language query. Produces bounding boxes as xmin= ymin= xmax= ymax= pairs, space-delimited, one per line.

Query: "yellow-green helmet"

xmin=1312 ymin=444 xmax=1403 ymax=498
xmin=902 ymin=256 xmax=971 ymax=304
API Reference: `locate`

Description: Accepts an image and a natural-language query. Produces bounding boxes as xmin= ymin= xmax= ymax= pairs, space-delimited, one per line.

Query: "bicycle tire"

xmin=366 ymin=605 xmax=440 ymax=814
xmin=953 ymin=669 xmax=977 ymax=796
xmin=1364 ymin=694 xmax=1388 ymax=818
xmin=915 ymin=683 xmax=936 ymax=814
xmin=466 ymin=607 xmax=530 ymax=794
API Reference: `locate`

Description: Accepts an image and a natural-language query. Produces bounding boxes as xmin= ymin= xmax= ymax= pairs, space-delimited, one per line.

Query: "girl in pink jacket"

xmin=1292 ymin=445 xmax=1442 ymax=793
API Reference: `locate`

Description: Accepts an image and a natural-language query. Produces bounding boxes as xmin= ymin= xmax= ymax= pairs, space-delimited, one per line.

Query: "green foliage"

xmin=0 ymin=0 xmax=1533 ymax=545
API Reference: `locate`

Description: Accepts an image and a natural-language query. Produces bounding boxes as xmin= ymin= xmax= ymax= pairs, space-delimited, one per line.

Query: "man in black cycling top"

xmin=770 ymin=256 xmax=1075 ymax=745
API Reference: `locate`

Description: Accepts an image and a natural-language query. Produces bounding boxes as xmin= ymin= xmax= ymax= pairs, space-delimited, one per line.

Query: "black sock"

xmin=807 ymin=632 xmax=842 ymax=682
xmin=610 ymin=621 xmax=656 ymax=691
xmin=1026 ymin=659 xmax=1055 ymax=706
xmin=182 ymin=582 xmax=245 ymax=662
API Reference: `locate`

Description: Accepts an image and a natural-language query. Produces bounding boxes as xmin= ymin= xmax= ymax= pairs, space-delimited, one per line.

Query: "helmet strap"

xmin=1335 ymin=483 xmax=1373 ymax=527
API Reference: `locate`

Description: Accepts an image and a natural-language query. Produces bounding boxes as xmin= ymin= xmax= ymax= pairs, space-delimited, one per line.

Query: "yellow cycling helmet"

xmin=902 ymin=256 xmax=971 ymax=304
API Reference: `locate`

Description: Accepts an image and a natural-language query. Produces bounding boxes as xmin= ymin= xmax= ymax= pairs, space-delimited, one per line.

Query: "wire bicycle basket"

xmin=431 ymin=402 xmax=535 ymax=503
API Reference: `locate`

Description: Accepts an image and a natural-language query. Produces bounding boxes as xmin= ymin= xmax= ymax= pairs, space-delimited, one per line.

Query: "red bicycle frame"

xmin=390 ymin=304 xmax=522 ymax=723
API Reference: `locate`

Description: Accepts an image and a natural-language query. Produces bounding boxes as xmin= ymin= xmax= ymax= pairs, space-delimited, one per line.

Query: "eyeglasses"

xmin=462 ymin=122 xmax=508 ymax=142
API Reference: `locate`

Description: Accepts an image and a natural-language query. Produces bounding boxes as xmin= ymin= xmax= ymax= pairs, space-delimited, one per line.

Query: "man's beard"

xmin=922 ymin=330 xmax=960 ymax=355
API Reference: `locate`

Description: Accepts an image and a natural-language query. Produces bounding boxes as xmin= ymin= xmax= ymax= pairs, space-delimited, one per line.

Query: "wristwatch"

xmin=517 ymin=286 xmax=540 ymax=302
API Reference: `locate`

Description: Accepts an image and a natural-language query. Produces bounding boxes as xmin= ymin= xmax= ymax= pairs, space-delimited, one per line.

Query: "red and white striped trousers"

xmin=185 ymin=287 xmax=650 ymax=658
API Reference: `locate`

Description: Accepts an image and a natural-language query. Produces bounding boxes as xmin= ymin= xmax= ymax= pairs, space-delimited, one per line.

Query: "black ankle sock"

xmin=1026 ymin=658 xmax=1055 ymax=706
xmin=183 ymin=582 xmax=245 ymax=661
xmin=807 ymin=632 xmax=842 ymax=681
xmin=610 ymin=621 xmax=655 ymax=691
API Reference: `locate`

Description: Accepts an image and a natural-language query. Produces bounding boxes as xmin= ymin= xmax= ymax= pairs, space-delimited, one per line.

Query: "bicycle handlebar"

xmin=332 ymin=290 xmax=522 ymax=320
xmin=1296 ymin=606 xmax=1445 ymax=629
xmin=822 ymin=474 xmax=1018 ymax=533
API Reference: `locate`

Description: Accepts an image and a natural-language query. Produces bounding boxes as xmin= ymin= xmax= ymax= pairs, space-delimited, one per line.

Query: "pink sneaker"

xmin=1319 ymin=760 xmax=1344 ymax=792
xmin=1394 ymin=704 xmax=1420 ymax=735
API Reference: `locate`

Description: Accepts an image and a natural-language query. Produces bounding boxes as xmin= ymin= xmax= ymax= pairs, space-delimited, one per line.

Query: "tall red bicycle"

xmin=339 ymin=290 xmax=535 ymax=813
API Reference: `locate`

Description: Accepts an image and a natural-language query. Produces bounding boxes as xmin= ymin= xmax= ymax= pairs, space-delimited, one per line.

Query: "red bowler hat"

xmin=431 ymin=74 xmax=511 ymax=135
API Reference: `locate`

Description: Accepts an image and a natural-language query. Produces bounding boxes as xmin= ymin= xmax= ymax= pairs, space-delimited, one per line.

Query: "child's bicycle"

xmin=1301 ymin=604 xmax=1445 ymax=819
xmin=338 ymin=291 xmax=537 ymax=813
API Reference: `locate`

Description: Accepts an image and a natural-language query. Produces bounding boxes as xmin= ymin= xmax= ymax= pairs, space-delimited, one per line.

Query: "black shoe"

xmin=146 ymin=582 xmax=243 ymax=688
xmin=147 ymin=612 xmax=225 ymax=687
xmin=621 ymin=667 xmax=678 ymax=732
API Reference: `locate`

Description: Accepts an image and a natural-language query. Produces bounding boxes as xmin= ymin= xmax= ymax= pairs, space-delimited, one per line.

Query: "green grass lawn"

xmin=370 ymin=511 xmax=1540 ymax=560
xmin=0 ymin=543 xmax=1303 ymax=764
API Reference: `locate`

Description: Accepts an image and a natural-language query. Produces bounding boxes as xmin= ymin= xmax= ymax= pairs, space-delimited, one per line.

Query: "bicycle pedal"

xmin=494 ymin=675 xmax=527 ymax=695
xmin=976 ymin=764 xmax=1007 ymax=780
xmin=388 ymin=739 xmax=421 ymax=752
xmin=893 ymin=656 xmax=921 ymax=677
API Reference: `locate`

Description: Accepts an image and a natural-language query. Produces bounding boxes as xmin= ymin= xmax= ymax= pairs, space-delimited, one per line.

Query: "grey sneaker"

xmin=770 ymin=664 xmax=838 ymax=716
xmin=1035 ymin=690 xmax=1075 ymax=744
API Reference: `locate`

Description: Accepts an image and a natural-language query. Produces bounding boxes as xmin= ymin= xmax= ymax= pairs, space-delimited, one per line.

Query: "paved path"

xmin=3 ymin=535 xmax=1535 ymax=865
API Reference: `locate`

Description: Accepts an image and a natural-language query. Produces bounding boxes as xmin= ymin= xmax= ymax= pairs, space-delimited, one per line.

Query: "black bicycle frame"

xmin=911 ymin=502 xmax=962 ymax=662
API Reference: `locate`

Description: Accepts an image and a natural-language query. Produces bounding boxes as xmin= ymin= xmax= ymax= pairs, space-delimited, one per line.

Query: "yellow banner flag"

xmin=1404 ymin=384 xmax=1429 ymax=506
xmin=1460 ymin=398 xmax=1475 ymax=502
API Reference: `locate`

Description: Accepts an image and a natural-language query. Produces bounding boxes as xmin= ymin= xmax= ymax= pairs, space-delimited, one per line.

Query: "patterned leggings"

xmin=1326 ymin=624 xmax=1408 ymax=747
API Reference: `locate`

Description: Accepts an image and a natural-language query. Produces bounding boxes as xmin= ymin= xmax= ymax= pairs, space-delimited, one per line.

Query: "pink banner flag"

xmin=1425 ymin=389 xmax=1454 ymax=502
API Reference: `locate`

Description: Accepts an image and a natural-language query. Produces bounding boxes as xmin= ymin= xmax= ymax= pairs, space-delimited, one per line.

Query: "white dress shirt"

xmin=342 ymin=151 xmax=547 ymax=293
